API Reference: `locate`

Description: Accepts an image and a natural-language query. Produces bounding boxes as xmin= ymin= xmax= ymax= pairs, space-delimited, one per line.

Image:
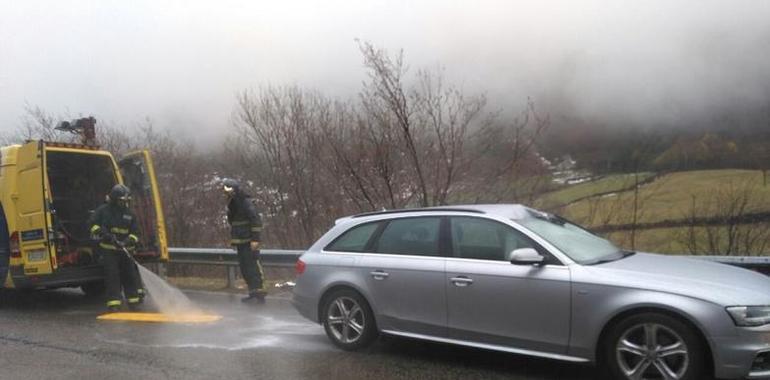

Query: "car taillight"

xmin=9 ymin=231 xmax=20 ymax=258
xmin=295 ymin=259 xmax=306 ymax=275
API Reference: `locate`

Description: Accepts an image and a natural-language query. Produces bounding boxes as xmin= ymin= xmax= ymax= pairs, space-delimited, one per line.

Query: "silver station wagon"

xmin=292 ymin=204 xmax=770 ymax=380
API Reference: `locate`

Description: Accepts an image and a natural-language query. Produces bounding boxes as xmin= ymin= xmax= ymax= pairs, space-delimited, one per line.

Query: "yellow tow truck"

xmin=0 ymin=123 xmax=168 ymax=295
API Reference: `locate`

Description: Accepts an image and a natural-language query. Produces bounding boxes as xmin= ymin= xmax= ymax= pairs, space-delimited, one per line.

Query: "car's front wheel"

xmin=603 ymin=312 xmax=708 ymax=380
xmin=321 ymin=289 xmax=377 ymax=350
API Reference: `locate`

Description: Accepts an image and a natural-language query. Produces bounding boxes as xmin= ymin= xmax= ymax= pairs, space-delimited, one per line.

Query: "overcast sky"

xmin=1 ymin=0 xmax=769 ymax=145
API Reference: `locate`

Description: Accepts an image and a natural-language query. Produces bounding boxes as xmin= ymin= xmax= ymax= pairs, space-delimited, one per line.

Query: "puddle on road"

xmin=3 ymin=287 xmax=327 ymax=351
xmin=96 ymin=299 xmax=327 ymax=352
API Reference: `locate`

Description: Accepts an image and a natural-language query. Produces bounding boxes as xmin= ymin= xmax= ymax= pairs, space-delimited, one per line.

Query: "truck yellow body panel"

xmin=0 ymin=141 xmax=168 ymax=290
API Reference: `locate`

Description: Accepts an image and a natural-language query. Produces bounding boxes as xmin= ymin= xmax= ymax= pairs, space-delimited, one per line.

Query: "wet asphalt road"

xmin=0 ymin=289 xmax=600 ymax=380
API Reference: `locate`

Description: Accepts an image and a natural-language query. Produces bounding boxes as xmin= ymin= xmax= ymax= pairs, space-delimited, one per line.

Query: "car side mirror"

xmin=509 ymin=248 xmax=544 ymax=266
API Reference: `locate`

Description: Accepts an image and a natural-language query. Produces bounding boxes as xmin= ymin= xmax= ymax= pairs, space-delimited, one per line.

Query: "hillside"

xmin=535 ymin=169 xmax=770 ymax=255
xmin=535 ymin=172 xmax=656 ymax=210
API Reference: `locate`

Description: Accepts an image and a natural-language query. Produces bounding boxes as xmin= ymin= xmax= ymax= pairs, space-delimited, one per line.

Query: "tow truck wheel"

xmin=81 ymin=281 xmax=106 ymax=297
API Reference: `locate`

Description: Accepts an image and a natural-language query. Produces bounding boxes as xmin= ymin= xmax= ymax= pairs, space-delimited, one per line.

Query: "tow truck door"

xmin=118 ymin=150 xmax=169 ymax=262
xmin=14 ymin=141 xmax=54 ymax=275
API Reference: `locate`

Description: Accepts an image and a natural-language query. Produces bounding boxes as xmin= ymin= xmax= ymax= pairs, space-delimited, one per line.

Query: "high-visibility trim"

xmin=107 ymin=300 xmax=122 ymax=307
xmin=255 ymin=260 xmax=266 ymax=291
xmin=99 ymin=243 xmax=117 ymax=250
xmin=137 ymin=288 xmax=145 ymax=295
xmin=110 ymin=227 xmax=129 ymax=234
xmin=127 ymin=297 xmax=141 ymax=304
xmin=231 ymin=221 xmax=249 ymax=226
xmin=128 ymin=234 xmax=139 ymax=242
xmin=251 ymin=227 xmax=262 ymax=232
xmin=231 ymin=238 xmax=251 ymax=244
xmin=90 ymin=225 xmax=102 ymax=233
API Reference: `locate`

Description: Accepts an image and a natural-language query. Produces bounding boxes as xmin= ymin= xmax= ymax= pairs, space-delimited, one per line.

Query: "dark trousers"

xmin=235 ymin=244 xmax=265 ymax=293
xmin=101 ymin=249 xmax=139 ymax=306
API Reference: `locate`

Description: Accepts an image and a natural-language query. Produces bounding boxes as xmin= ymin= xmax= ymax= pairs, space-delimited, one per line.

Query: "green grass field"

xmin=533 ymin=169 xmax=770 ymax=255
xmin=602 ymin=226 xmax=770 ymax=255
xmin=559 ymin=170 xmax=770 ymax=227
xmin=535 ymin=172 xmax=656 ymax=210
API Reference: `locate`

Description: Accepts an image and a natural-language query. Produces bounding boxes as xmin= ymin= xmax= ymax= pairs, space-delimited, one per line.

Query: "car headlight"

xmin=726 ymin=306 xmax=770 ymax=327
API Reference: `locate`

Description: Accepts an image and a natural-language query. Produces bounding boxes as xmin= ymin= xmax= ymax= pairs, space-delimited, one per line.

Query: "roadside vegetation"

xmin=535 ymin=172 xmax=656 ymax=210
xmin=541 ymin=170 xmax=770 ymax=255
xmin=561 ymin=170 xmax=770 ymax=226
xmin=5 ymin=41 xmax=770 ymax=256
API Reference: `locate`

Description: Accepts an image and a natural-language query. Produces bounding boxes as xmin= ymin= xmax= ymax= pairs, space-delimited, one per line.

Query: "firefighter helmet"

xmin=222 ymin=178 xmax=240 ymax=197
xmin=108 ymin=184 xmax=132 ymax=209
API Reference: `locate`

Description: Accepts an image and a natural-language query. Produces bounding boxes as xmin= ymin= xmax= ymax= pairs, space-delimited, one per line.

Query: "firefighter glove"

xmin=90 ymin=228 xmax=103 ymax=242
xmin=101 ymin=233 xmax=117 ymax=244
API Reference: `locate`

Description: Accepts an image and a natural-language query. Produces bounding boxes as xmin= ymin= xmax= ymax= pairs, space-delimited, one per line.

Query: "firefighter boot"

xmin=107 ymin=300 xmax=122 ymax=313
xmin=241 ymin=290 xmax=267 ymax=304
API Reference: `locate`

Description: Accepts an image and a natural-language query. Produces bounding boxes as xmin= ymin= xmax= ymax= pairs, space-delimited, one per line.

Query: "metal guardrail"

xmin=169 ymin=247 xmax=305 ymax=267
xmin=169 ymin=248 xmax=770 ymax=269
xmin=693 ymin=255 xmax=770 ymax=265
xmin=168 ymin=247 xmax=305 ymax=288
xmin=690 ymin=255 xmax=770 ymax=274
xmin=168 ymin=248 xmax=770 ymax=274
xmin=167 ymin=249 xmax=770 ymax=288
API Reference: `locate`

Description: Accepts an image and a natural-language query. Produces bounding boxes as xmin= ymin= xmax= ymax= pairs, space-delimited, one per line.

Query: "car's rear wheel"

xmin=321 ymin=289 xmax=377 ymax=350
xmin=603 ymin=312 xmax=707 ymax=380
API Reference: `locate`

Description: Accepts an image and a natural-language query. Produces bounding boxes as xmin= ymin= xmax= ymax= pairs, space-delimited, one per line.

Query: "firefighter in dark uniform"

xmin=223 ymin=179 xmax=267 ymax=303
xmin=88 ymin=184 xmax=142 ymax=311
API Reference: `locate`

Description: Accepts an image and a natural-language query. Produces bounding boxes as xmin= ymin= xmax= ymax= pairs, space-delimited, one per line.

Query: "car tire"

xmin=602 ymin=312 xmax=708 ymax=380
xmin=81 ymin=281 xmax=106 ymax=297
xmin=321 ymin=288 xmax=378 ymax=350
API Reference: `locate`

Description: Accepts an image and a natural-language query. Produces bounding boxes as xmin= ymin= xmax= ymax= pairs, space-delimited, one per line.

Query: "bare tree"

xmin=4 ymin=105 xmax=68 ymax=144
xmin=468 ymin=98 xmax=550 ymax=203
xmin=358 ymin=41 xmax=430 ymax=207
xmin=679 ymin=179 xmax=770 ymax=255
xmin=358 ymin=41 xmax=508 ymax=207
xmin=319 ymin=100 xmax=412 ymax=211
xmin=127 ymin=124 xmax=225 ymax=248
xmin=233 ymin=87 xmax=335 ymax=248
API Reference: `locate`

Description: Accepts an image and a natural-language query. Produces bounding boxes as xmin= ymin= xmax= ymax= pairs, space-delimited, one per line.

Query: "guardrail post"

xmin=226 ymin=266 xmax=237 ymax=289
xmin=157 ymin=262 xmax=167 ymax=279
xmin=143 ymin=262 xmax=167 ymax=279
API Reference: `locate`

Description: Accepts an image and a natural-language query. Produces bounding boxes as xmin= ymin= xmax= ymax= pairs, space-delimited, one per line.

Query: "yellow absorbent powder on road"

xmin=97 ymin=312 xmax=222 ymax=323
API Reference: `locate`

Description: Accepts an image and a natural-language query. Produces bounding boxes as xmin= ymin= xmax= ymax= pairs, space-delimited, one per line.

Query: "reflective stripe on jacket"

xmin=88 ymin=203 xmax=140 ymax=251
xmin=227 ymin=194 xmax=262 ymax=245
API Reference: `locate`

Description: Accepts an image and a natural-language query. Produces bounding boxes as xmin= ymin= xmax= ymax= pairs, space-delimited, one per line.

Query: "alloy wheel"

xmin=616 ymin=322 xmax=689 ymax=380
xmin=326 ymin=296 xmax=366 ymax=344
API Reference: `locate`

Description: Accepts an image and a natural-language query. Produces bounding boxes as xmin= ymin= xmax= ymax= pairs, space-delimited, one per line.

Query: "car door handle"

xmin=450 ymin=276 xmax=473 ymax=287
xmin=370 ymin=270 xmax=389 ymax=280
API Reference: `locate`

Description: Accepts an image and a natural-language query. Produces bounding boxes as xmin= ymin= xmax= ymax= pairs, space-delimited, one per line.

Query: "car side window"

xmin=450 ymin=216 xmax=540 ymax=261
xmin=325 ymin=222 xmax=381 ymax=252
xmin=373 ymin=217 xmax=442 ymax=257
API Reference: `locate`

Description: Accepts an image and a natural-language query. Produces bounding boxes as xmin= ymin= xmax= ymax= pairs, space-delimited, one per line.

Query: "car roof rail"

xmin=351 ymin=207 xmax=486 ymax=218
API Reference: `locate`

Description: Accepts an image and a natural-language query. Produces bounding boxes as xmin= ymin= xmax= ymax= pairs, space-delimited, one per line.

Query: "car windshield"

xmin=517 ymin=212 xmax=629 ymax=265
